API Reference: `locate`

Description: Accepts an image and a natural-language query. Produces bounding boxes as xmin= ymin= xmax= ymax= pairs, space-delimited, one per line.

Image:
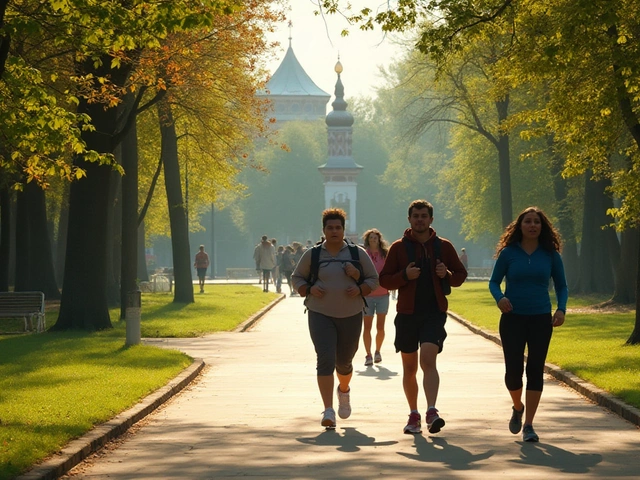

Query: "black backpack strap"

xmin=307 ymin=245 xmax=322 ymax=286
xmin=433 ymin=235 xmax=441 ymax=260
xmin=402 ymin=237 xmax=415 ymax=264
xmin=432 ymin=235 xmax=451 ymax=295
xmin=347 ymin=244 xmax=365 ymax=286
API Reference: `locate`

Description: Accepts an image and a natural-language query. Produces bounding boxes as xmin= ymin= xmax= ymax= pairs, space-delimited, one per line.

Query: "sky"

xmin=265 ymin=0 xmax=408 ymax=100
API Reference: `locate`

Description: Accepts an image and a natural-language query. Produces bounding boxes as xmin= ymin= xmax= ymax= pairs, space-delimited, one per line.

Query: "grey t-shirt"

xmin=292 ymin=242 xmax=379 ymax=318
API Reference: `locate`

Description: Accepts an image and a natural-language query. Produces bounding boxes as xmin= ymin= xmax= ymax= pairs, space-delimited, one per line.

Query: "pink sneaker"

xmin=404 ymin=412 xmax=422 ymax=434
xmin=426 ymin=407 xmax=445 ymax=434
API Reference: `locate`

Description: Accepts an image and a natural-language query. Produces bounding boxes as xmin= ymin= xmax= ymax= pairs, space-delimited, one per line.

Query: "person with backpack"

xmin=292 ymin=208 xmax=379 ymax=430
xmin=379 ymin=199 xmax=467 ymax=435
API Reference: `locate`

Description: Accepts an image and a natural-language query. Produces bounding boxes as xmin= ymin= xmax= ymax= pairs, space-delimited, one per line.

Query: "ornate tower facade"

xmin=318 ymin=60 xmax=363 ymax=240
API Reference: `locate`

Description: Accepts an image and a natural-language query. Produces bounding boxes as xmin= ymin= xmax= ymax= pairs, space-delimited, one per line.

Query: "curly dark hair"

xmin=362 ymin=228 xmax=389 ymax=258
xmin=495 ymin=206 xmax=562 ymax=257
xmin=322 ymin=208 xmax=347 ymax=228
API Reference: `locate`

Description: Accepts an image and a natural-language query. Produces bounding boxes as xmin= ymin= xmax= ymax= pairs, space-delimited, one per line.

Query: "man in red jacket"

xmin=379 ymin=199 xmax=467 ymax=435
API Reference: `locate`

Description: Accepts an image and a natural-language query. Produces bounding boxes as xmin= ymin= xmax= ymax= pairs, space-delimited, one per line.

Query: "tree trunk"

xmin=54 ymin=96 xmax=117 ymax=330
xmin=19 ymin=182 xmax=60 ymax=299
xmin=14 ymin=187 xmax=29 ymax=291
xmin=626 ymin=237 xmax=640 ymax=344
xmin=547 ymin=136 xmax=579 ymax=287
xmin=0 ymin=186 xmax=10 ymax=292
xmin=106 ymin=168 xmax=122 ymax=307
xmin=120 ymin=108 xmax=139 ymax=319
xmin=54 ymin=56 xmax=133 ymax=330
xmin=158 ymin=100 xmax=194 ymax=304
xmin=573 ymin=174 xmax=615 ymax=294
xmin=55 ymin=185 xmax=69 ymax=288
xmin=612 ymin=228 xmax=639 ymax=304
xmin=137 ymin=220 xmax=149 ymax=282
xmin=495 ymin=97 xmax=512 ymax=228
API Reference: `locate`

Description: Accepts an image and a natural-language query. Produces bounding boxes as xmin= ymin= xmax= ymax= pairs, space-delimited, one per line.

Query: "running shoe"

xmin=403 ymin=412 xmax=422 ymax=434
xmin=364 ymin=354 xmax=373 ymax=366
xmin=374 ymin=351 xmax=382 ymax=363
xmin=336 ymin=386 xmax=352 ymax=419
xmin=321 ymin=408 xmax=336 ymax=429
xmin=509 ymin=405 xmax=524 ymax=434
xmin=426 ymin=407 xmax=445 ymax=434
xmin=522 ymin=424 xmax=539 ymax=442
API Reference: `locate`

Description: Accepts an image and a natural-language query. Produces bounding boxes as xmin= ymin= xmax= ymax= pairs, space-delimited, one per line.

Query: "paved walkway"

xmin=52 ymin=290 xmax=640 ymax=479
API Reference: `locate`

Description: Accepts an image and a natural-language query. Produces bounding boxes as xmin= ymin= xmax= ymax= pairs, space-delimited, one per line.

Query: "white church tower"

xmin=318 ymin=60 xmax=363 ymax=241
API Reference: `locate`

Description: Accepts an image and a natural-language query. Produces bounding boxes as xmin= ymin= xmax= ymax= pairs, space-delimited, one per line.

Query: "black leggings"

xmin=499 ymin=312 xmax=553 ymax=392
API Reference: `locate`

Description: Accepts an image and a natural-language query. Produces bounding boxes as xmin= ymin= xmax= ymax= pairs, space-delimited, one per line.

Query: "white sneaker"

xmin=336 ymin=387 xmax=351 ymax=419
xmin=321 ymin=407 xmax=336 ymax=429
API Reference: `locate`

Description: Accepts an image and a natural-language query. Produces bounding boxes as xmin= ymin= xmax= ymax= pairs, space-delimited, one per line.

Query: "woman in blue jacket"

xmin=489 ymin=206 xmax=568 ymax=443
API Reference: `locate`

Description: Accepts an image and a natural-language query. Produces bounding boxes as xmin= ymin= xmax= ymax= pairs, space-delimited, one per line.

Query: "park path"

xmin=59 ymin=291 xmax=639 ymax=479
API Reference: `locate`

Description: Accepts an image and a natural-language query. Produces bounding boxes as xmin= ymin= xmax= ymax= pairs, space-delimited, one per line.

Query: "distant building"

xmin=257 ymin=34 xmax=330 ymax=123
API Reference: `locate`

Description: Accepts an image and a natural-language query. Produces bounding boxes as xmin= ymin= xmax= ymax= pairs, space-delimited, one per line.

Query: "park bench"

xmin=226 ymin=268 xmax=258 ymax=280
xmin=0 ymin=291 xmax=46 ymax=333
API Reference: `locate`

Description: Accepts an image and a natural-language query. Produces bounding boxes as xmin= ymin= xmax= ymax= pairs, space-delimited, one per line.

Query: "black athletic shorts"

xmin=394 ymin=311 xmax=447 ymax=354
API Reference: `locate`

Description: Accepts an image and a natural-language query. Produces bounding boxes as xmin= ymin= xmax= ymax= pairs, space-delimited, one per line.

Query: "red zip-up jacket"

xmin=379 ymin=228 xmax=467 ymax=314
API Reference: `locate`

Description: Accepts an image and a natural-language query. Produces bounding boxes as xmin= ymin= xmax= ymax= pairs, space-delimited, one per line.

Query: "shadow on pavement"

xmin=297 ymin=427 xmax=398 ymax=452
xmin=355 ymin=365 xmax=399 ymax=381
xmin=398 ymin=434 xmax=495 ymax=470
xmin=513 ymin=441 xmax=602 ymax=473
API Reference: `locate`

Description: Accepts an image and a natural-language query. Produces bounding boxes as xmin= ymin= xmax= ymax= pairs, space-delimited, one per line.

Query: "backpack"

xmin=304 ymin=241 xmax=367 ymax=311
xmin=402 ymin=236 xmax=451 ymax=295
xmin=306 ymin=242 xmax=365 ymax=286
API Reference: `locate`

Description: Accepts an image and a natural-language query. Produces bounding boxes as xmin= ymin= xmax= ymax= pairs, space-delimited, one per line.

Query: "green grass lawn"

xmin=0 ymin=285 xmax=277 ymax=480
xmin=448 ymin=281 xmax=640 ymax=409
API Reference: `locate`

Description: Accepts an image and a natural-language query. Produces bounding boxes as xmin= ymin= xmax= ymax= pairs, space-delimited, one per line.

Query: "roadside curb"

xmin=448 ymin=311 xmax=640 ymax=428
xmin=19 ymin=294 xmax=285 ymax=479
xmin=235 ymin=293 xmax=286 ymax=332
xmin=16 ymin=359 xmax=205 ymax=480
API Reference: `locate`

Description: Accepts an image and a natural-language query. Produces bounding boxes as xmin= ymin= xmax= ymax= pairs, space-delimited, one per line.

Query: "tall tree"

xmin=157 ymin=99 xmax=193 ymax=303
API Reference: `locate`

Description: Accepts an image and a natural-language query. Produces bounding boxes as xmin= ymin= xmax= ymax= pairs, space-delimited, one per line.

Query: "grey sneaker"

xmin=374 ymin=351 xmax=382 ymax=363
xmin=337 ymin=387 xmax=351 ymax=419
xmin=522 ymin=424 xmax=539 ymax=442
xmin=509 ymin=406 xmax=524 ymax=434
xmin=364 ymin=354 xmax=373 ymax=366
xmin=321 ymin=407 xmax=336 ymax=429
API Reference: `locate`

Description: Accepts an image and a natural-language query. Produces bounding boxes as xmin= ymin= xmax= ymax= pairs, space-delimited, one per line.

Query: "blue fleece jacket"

xmin=489 ymin=243 xmax=568 ymax=315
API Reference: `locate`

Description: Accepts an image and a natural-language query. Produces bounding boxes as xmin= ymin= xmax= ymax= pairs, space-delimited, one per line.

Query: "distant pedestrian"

xmin=275 ymin=244 xmax=284 ymax=293
xmin=361 ymin=228 xmax=390 ymax=366
xmin=489 ymin=206 xmax=568 ymax=443
xmin=292 ymin=208 xmax=379 ymax=430
xmin=271 ymin=238 xmax=279 ymax=288
xmin=459 ymin=248 xmax=468 ymax=269
xmin=256 ymin=235 xmax=276 ymax=292
xmin=194 ymin=245 xmax=210 ymax=294
xmin=253 ymin=240 xmax=262 ymax=284
xmin=280 ymin=245 xmax=296 ymax=296
xmin=379 ymin=199 xmax=467 ymax=435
